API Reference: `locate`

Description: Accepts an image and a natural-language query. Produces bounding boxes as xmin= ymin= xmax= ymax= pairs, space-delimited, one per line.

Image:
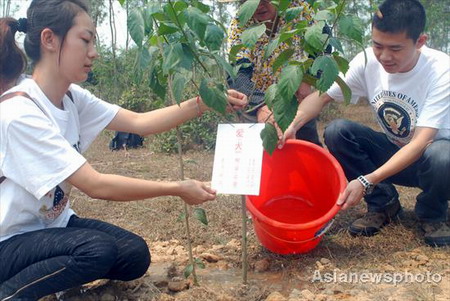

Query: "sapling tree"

xmin=232 ymin=0 xmax=364 ymax=154
xmin=120 ymin=0 xmax=363 ymax=284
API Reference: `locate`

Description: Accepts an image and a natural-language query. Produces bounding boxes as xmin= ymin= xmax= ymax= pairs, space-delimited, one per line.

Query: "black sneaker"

xmin=349 ymin=200 xmax=402 ymax=236
xmin=421 ymin=222 xmax=450 ymax=247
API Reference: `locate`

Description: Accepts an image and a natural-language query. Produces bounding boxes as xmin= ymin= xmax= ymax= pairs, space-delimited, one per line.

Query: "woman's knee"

xmin=72 ymin=232 xmax=119 ymax=276
xmin=118 ymin=234 xmax=151 ymax=280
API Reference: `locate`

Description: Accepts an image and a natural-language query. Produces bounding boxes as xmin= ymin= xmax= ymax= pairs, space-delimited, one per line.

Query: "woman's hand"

xmin=225 ymin=89 xmax=248 ymax=112
xmin=177 ymin=180 xmax=217 ymax=205
xmin=337 ymin=179 xmax=365 ymax=210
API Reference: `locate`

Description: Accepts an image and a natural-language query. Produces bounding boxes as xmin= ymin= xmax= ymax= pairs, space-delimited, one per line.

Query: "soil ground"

xmin=42 ymin=102 xmax=449 ymax=301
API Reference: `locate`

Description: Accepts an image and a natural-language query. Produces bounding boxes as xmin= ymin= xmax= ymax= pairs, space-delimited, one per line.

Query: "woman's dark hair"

xmin=0 ymin=17 xmax=27 ymax=88
xmin=24 ymin=0 xmax=90 ymax=63
xmin=372 ymin=0 xmax=426 ymax=42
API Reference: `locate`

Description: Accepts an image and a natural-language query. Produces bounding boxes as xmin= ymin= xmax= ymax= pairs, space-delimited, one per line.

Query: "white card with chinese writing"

xmin=211 ymin=123 xmax=265 ymax=195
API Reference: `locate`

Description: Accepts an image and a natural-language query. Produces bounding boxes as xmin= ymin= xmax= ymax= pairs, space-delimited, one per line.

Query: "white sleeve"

xmin=1 ymin=103 xmax=86 ymax=200
xmin=416 ymin=65 xmax=450 ymax=129
xmin=69 ymin=85 xmax=120 ymax=152
xmin=327 ymin=51 xmax=368 ymax=103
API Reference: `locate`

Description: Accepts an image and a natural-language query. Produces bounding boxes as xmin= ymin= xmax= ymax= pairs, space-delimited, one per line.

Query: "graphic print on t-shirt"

xmin=40 ymin=182 xmax=71 ymax=224
xmin=371 ymin=90 xmax=418 ymax=146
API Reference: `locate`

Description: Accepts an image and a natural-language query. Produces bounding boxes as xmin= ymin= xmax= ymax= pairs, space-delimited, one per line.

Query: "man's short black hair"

xmin=372 ymin=0 xmax=426 ymax=42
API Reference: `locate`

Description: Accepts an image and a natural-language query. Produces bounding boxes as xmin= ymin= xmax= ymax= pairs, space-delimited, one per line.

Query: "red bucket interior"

xmin=247 ymin=140 xmax=346 ymax=230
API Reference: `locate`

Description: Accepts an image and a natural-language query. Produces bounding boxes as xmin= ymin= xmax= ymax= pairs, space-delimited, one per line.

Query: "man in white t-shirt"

xmin=280 ymin=0 xmax=450 ymax=247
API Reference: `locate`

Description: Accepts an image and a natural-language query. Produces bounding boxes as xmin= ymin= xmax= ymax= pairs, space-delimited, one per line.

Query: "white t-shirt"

xmin=0 ymin=78 xmax=120 ymax=242
xmin=327 ymin=46 xmax=450 ymax=146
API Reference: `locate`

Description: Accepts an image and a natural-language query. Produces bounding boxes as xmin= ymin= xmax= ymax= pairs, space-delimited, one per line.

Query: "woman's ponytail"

xmin=0 ymin=17 xmax=27 ymax=91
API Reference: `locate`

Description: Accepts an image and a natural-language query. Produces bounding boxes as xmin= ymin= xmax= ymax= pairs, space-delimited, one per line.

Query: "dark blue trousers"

xmin=0 ymin=215 xmax=150 ymax=300
xmin=324 ymin=119 xmax=450 ymax=222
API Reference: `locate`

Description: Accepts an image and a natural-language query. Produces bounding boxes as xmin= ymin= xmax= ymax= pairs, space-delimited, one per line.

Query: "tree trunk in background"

xmin=2 ymin=0 xmax=12 ymax=16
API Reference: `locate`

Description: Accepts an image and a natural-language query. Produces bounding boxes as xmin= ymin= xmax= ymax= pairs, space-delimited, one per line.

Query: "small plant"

xmin=121 ymin=0 xmax=363 ymax=285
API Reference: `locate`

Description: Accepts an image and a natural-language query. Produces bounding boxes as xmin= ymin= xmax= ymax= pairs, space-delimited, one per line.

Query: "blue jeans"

xmin=324 ymin=119 xmax=450 ymax=222
xmin=0 ymin=215 xmax=150 ymax=300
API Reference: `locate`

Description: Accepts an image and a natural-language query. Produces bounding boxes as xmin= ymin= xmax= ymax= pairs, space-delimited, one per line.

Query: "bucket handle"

xmin=253 ymin=219 xmax=335 ymax=244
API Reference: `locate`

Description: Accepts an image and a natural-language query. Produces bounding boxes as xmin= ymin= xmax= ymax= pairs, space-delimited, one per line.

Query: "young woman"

xmin=0 ymin=0 xmax=247 ymax=299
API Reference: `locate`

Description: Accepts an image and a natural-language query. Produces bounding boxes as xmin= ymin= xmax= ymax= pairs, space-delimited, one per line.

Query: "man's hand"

xmin=277 ymin=123 xmax=296 ymax=149
xmin=337 ymin=179 xmax=365 ymax=210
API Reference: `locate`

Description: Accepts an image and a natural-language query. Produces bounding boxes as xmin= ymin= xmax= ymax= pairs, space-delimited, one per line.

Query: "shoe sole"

xmin=348 ymin=208 xmax=404 ymax=237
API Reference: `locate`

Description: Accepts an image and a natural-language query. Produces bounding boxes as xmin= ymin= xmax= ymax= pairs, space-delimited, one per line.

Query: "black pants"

xmin=296 ymin=118 xmax=322 ymax=146
xmin=324 ymin=119 xmax=450 ymax=222
xmin=0 ymin=215 xmax=150 ymax=300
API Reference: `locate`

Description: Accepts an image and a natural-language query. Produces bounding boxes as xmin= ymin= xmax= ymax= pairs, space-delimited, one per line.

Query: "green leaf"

xmin=314 ymin=9 xmax=334 ymax=21
xmin=272 ymin=48 xmax=295 ymax=73
xmin=311 ymin=55 xmax=339 ymax=92
xmin=163 ymin=2 xmax=178 ymax=24
xmin=335 ymin=76 xmax=352 ymax=104
xmin=264 ymin=84 xmax=278 ymax=109
xmin=238 ymin=0 xmax=260 ymax=27
xmin=278 ymin=0 xmax=290 ymax=12
xmin=149 ymin=70 xmax=166 ymax=100
xmin=279 ymin=30 xmax=297 ymax=44
xmin=328 ymin=37 xmax=344 ymax=54
xmin=128 ymin=8 xmax=145 ymax=47
xmin=162 ymin=44 xmax=181 ymax=74
xmin=184 ymin=264 xmax=193 ymax=278
xmin=272 ymin=95 xmax=298 ymax=132
xmin=264 ymin=37 xmax=280 ymax=59
xmin=277 ymin=65 xmax=303 ymax=101
xmin=173 ymin=0 xmax=188 ymax=13
xmin=193 ymin=208 xmax=208 ymax=226
xmin=241 ymin=24 xmax=266 ymax=48
xmin=304 ymin=21 xmax=327 ymax=52
xmin=205 ymin=24 xmax=224 ymax=51
xmin=199 ymin=79 xmax=227 ymax=114
xmin=228 ymin=44 xmax=245 ymax=63
xmin=338 ymin=15 xmax=363 ymax=44
xmin=158 ymin=22 xmax=179 ymax=35
xmin=195 ymin=258 xmax=206 ymax=269
xmin=179 ymin=44 xmax=194 ymax=71
xmin=261 ymin=123 xmax=278 ymax=155
xmin=194 ymin=1 xmax=210 ymax=13
xmin=184 ymin=7 xmax=209 ymax=40
xmin=284 ymin=7 xmax=304 ymax=23
xmin=213 ymin=54 xmax=237 ymax=79
xmin=135 ymin=47 xmax=151 ymax=71
xmin=118 ymin=0 xmax=125 ymax=6
xmin=172 ymin=72 xmax=187 ymax=104
xmin=333 ymin=55 xmax=349 ymax=74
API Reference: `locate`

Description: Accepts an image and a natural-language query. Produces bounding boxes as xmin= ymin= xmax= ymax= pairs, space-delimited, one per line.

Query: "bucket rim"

xmin=246 ymin=140 xmax=346 ymax=230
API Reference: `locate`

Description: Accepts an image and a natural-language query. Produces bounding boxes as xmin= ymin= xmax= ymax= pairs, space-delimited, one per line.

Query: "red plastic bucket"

xmin=246 ymin=140 xmax=346 ymax=254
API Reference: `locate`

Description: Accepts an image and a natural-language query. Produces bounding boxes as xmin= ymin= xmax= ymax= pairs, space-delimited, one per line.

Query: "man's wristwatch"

xmin=357 ymin=175 xmax=374 ymax=195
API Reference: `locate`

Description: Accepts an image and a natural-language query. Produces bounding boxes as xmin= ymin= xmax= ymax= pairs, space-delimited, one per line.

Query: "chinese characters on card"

xmin=211 ymin=124 xmax=265 ymax=195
